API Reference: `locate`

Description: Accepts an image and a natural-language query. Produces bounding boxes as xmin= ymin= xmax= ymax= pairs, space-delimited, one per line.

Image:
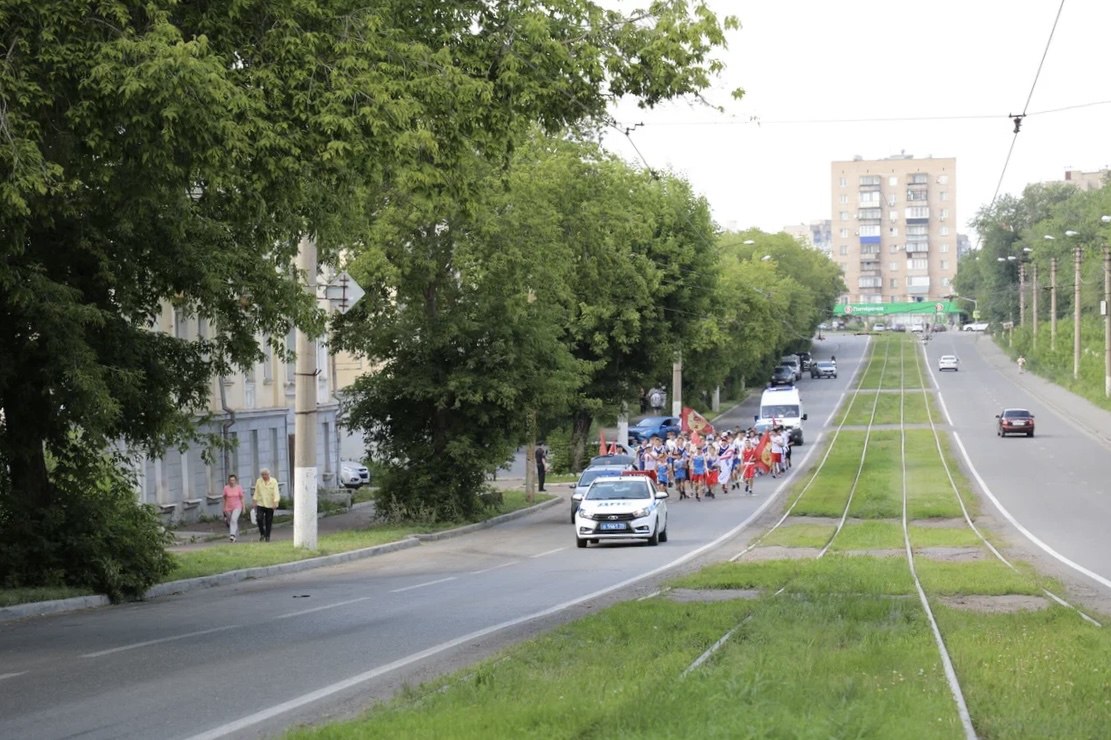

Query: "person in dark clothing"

xmin=535 ymin=443 xmax=548 ymax=491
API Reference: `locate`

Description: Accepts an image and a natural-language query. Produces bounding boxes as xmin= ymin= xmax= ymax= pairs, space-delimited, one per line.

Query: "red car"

xmin=996 ymin=408 xmax=1035 ymax=437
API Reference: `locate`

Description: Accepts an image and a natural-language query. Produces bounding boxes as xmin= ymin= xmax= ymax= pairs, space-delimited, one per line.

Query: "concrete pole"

xmin=617 ymin=404 xmax=629 ymax=452
xmin=524 ymin=409 xmax=536 ymax=502
xmin=1104 ymin=245 xmax=1110 ymax=397
xmin=294 ymin=236 xmax=318 ymax=549
xmin=1074 ymin=245 xmax=1082 ymax=381
xmin=1050 ymin=257 xmax=1057 ymax=351
xmin=671 ymin=351 xmax=683 ymax=418
xmin=1018 ymin=261 xmax=1026 ymax=328
xmin=1031 ymin=262 xmax=1038 ymax=348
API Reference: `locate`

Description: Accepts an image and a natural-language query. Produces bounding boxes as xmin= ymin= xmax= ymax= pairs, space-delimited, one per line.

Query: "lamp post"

xmin=1067 ymin=230 xmax=1081 ymax=380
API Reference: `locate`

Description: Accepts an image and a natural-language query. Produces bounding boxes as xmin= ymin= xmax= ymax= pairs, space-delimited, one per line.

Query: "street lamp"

xmin=1045 ymin=236 xmax=1058 ymax=349
xmin=1069 ymin=230 xmax=1082 ymax=380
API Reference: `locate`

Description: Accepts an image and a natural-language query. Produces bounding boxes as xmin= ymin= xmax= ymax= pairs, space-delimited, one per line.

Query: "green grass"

xmin=790 ymin=431 xmax=866 ymax=517
xmin=168 ymin=491 xmax=552 ymax=582
xmin=0 ymin=585 xmax=97 ymax=607
xmin=759 ymin=522 xmax=834 ymax=548
xmin=847 ymin=431 xmax=904 ymax=518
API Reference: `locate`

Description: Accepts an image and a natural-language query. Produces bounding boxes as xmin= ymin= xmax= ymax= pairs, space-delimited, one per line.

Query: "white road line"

xmin=187 ymin=501 xmax=777 ymax=740
xmin=81 ymin=625 xmax=235 ymax=658
xmin=389 ymin=577 xmax=457 ymax=594
xmin=469 ymin=562 xmax=515 ymax=575
xmin=0 ymin=672 xmax=27 ymax=681
xmin=530 ymin=547 xmax=565 ymax=559
xmin=953 ymin=431 xmax=1111 ymax=592
xmin=276 ymin=597 xmax=373 ymax=620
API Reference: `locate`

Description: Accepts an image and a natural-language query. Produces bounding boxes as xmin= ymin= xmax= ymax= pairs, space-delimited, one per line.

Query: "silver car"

xmin=574 ymin=476 xmax=669 ymax=547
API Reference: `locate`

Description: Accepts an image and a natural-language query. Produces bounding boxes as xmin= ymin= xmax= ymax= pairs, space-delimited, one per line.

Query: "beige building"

xmin=831 ymin=154 xmax=958 ymax=305
xmin=1055 ymin=168 xmax=1108 ymax=191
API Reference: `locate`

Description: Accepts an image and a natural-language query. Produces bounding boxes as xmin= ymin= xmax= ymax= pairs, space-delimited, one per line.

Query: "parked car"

xmin=932 ymin=323 xmax=948 ymax=332
xmin=910 ymin=324 xmax=927 ymax=333
xmin=626 ymin=416 xmax=681 ymax=443
xmin=996 ymin=408 xmax=1035 ymax=437
xmin=339 ymin=460 xmax=371 ymax=488
xmin=938 ymin=355 xmax=960 ymax=372
xmin=963 ymin=322 xmax=990 ymax=332
xmin=872 ymin=322 xmax=886 ymax=332
xmin=810 ymin=360 xmax=837 ymax=379
xmin=574 ymin=475 xmax=668 ymax=547
xmin=769 ymin=365 xmax=795 ymax=386
xmin=569 ymin=464 xmax=632 ymax=521
xmin=795 ymin=351 xmax=812 ymax=370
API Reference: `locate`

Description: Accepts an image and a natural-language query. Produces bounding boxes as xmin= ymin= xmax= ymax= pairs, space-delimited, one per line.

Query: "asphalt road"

xmin=3 ymin=331 xmax=1110 ymax=739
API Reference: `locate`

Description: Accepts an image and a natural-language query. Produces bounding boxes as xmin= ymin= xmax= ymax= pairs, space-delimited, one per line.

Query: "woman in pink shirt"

xmin=222 ymin=474 xmax=245 ymax=542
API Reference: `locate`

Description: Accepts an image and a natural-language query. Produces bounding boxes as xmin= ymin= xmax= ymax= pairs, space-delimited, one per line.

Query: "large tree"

xmin=0 ymin=1 xmax=736 ymax=588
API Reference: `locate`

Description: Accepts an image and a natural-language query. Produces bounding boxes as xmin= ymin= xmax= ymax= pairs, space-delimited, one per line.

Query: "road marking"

xmin=81 ymin=625 xmax=235 ymax=658
xmin=390 ymin=577 xmax=456 ymax=593
xmin=0 ymin=672 xmax=26 ymax=681
xmin=186 ymin=490 xmax=785 ymax=740
xmin=530 ymin=547 xmax=565 ymax=559
xmin=276 ymin=597 xmax=373 ymax=620
xmin=953 ymin=431 xmax=1111 ymax=592
xmin=469 ymin=562 xmax=514 ymax=575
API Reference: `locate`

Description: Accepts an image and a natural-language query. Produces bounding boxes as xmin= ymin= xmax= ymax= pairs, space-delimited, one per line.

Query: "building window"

xmin=940 ymin=208 xmax=949 ymax=220
xmin=940 ymin=242 xmax=950 ymax=253
xmin=907 ymin=275 xmax=931 ymax=287
xmin=889 ymin=278 xmax=898 ymax=288
xmin=860 ymin=175 xmax=881 ymax=186
xmin=840 ymin=211 xmax=850 ymax=221
xmin=262 ymin=339 xmax=273 ymax=383
xmin=888 ymin=261 xmax=898 ymax=271
xmin=840 ymin=194 xmax=848 ymax=204
xmin=859 ymin=224 xmax=881 ymax=237
xmin=940 ymin=191 xmax=949 ymax=201
xmin=940 ymin=225 xmax=950 ymax=236
xmin=174 ymin=308 xmax=187 ymax=339
xmin=889 ymin=243 xmax=901 ymax=253
xmin=909 ymin=258 xmax=928 ymax=270
xmin=859 ymin=208 xmax=882 ymax=220
xmin=889 ymin=176 xmax=898 ymax=186
xmin=906 ymin=206 xmax=929 ymax=219
xmin=910 ymin=173 xmax=928 ymax=184
xmin=861 ymin=244 xmax=880 ymax=255
xmin=859 ymin=191 xmax=880 ymax=205
xmin=942 ymin=277 xmax=951 ymax=287
xmin=839 ymin=177 xmax=847 ymax=187
xmin=889 ymin=210 xmax=898 ymax=221
xmin=889 ymin=226 xmax=899 ymax=236
xmin=285 ymin=330 xmax=295 ymax=385
xmin=839 ymin=244 xmax=848 ymax=256
xmin=937 ymin=174 xmax=949 ymax=185
xmin=839 ymin=227 xmax=849 ymax=238
xmin=940 ymin=260 xmax=949 ymax=270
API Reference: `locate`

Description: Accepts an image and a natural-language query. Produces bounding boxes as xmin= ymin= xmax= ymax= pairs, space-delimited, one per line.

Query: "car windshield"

xmin=816 ymin=362 xmax=834 ymax=369
xmin=760 ymin=404 xmax=799 ymax=418
xmin=1002 ymin=409 xmax=1031 ymax=418
xmin=941 ymin=356 xmax=957 ymax=361
xmin=588 ymin=454 xmax=634 ymax=467
xmin=584 ymin=481 xmax=651 ymax=500
xmin=635 ymin=417 xmax=665 ymax=428
xmin=578 ymin=467 xmax=623 ymax=487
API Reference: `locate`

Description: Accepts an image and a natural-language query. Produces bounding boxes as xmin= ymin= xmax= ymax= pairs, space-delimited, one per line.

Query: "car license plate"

xmin=1012 ymin=420 xmax=1026 ymax=426
xmin=600 ymin=522 xmax=627 ymax=531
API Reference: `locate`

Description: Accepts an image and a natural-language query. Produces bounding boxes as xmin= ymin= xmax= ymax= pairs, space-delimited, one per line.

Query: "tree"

xmin=0 ymin=0 xmax=738 ymax=589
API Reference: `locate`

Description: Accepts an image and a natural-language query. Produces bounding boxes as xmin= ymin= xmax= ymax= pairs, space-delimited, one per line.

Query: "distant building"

xmin=830 ymin=153 xmax=958 ymax=306
xmin=783 ymin=220 xmax=832 ymax=254
xmin=1053 ymin=168 xmax=1109 ymax=191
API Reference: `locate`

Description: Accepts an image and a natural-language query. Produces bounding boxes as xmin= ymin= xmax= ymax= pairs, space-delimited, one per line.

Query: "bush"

xmin=0 ymin=452 xmax=175 ymax=603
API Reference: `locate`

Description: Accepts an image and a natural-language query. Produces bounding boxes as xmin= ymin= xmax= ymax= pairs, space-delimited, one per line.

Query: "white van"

xmin=755 ymin=386 xmax=807 ymax=445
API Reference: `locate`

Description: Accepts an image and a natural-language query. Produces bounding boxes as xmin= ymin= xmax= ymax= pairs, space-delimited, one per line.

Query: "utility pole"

xmin=294 ymin=236 xmax=318 ymax=550
xmin=1104 ymin=244 xmax=1110 ymax=397
xmin=1050 ymin=256 xmax=1057 ymax=351
xmin=671 ymin=351 xmax=682 ymax=418
xmin=1031 ymin=262 xmax=1038 ymax=348
xmin=1018 ymin=261 xmax=1026 ymax=328
xmin=1074 ymin=244 xmax=1082 ymax=381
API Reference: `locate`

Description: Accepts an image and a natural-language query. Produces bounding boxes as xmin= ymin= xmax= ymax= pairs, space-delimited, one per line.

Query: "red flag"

xmin=681 ymin=406 xmax=715 ymax=437
xmin=599 ymin=430 xmax=607 ymax=456
xmin=754 ymin=432 xmax=773 ymax=474
xmin=608 ymin=441 xmax=618 ymax=455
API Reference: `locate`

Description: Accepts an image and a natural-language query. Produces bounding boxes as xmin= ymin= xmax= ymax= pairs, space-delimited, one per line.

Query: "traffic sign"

xmin=320 ymin=271 xmax=365 ymax=314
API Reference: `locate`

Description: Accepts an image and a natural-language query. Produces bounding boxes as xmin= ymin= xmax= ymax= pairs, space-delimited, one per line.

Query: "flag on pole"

xmin=680 ymin=406 xmax=715 ymax=437
xmin=754 ymin=431 xmax=773 ymax=473
xmin=599 ymin=430 xmax=607 ymax=456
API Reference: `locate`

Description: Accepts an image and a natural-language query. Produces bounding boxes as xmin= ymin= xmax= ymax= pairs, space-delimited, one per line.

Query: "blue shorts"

xmin=673 ymin=467 xmax=687 ymax=480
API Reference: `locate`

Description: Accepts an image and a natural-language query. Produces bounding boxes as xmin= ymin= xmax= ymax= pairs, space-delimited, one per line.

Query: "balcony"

xmin=906 ymin=283 xmax=930 ymax=294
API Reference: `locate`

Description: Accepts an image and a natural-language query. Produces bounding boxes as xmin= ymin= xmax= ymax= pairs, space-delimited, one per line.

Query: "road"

xmin=3 ymin=331 xmax=1110 ymax=738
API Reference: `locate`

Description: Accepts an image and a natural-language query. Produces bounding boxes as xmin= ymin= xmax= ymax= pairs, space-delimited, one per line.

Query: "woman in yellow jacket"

xmin=252 ymin=468 xmax=280 ymax=542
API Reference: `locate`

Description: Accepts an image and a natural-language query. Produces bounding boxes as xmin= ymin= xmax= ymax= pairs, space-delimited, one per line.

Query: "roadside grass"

xmin=936 ymin=608 xmax=1111 ymax=737
xmin=847 ymin=431 xmax=903 ymax=518
xmin=758 ymin=521 xmax=834 ymax=548
xmin=901 ymin=390 xmax=931 ymax=424
xmin=915 ymin=559 xmax=1051 ymax=596
xmin=904 ymin=429 xmax=967 ymax=519
xmin=828 ymin=521 xmax=993 ymax=551
xmin=841 ymin=391 xmax=901 ymax=425
xmin=167 ymin=491 xmax=552 ymax=582
xmin=790 ymin=431 xmax=866 ymax=517
xmin=0 ymin=585 xmax=96 ymax=608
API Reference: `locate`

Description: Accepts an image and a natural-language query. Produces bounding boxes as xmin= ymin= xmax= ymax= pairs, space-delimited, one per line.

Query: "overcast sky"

xmin=603 ymin=0 xmax=1111 ymax=242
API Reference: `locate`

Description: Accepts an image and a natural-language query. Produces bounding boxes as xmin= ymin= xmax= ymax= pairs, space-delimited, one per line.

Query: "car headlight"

xmin=631 ymin=507 xmax=650 ymax=518
xmin=576 ymin=509 xmax=595 ymax=520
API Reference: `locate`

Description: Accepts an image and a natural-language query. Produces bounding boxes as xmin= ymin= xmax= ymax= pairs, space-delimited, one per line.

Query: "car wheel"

xmin=646 ymin=522 xmax=660 ymax=546
xmin=659 ymin=525 xmax=669 ymax=543
xmin=1028 ymin=430 xmax=1034 ymax=437
xmin=576 ymin=536 xmax=587 ymax=548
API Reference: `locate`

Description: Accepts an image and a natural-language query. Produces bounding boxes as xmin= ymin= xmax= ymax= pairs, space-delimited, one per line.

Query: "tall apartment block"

xmin=831 ymin=154 xmax=957 ymax=305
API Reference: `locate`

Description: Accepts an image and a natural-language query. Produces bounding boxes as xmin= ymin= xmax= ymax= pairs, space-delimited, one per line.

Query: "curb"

xmin=0 ymin=497 xmax=561 ymax=623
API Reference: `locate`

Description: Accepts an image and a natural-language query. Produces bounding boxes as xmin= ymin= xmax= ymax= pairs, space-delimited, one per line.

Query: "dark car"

xmin=996 ymin=408 xmax=1035 ymax=437
xmin=626 ymin=416 xmax=681 ymax=443
xmin=769 ymin=365 xmax=795 ymax=386
xmin=810 ymin=360 xmax=837 ymax=379
xmin=587 ymin=453 xmax=636 ymax=468
xmin=795 ymin=351 xmax=812 ymax=370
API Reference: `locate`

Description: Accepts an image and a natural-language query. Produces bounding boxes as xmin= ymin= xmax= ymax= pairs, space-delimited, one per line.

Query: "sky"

xmin=602 ymin=0 xmax=1111 ymax=243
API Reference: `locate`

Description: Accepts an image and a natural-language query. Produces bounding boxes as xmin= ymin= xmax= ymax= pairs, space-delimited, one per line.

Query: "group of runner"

xmin=632 ymin=426 xmax=792 ymax=500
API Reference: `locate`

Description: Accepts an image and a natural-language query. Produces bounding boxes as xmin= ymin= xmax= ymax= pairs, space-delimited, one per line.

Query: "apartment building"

xmin=132 ymin=307 xmax=345 ymax=523
xmin=783 ymin=219 xmax=833 ymax=255
xmin=831 ymin=154 xmax=958 ymax=306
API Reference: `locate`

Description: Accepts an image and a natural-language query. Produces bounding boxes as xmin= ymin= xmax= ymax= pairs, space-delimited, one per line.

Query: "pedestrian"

xmin=740 ymin=436 xmax=758 ymax=494
xmin=535 ymin=443 xmax=548 ymax=492
xmin=222 ymin=474 xmax=245 ymax=543
xmin=770 ymin=428 xmax=784 ymax=478
xmin=1017 ymin=355 xmax=1026 ymax=374
xmin=672 ymin=447 xmax=689 ymax=499
xmin=690 ymin=443 xmax=708 ymax=500
xmin=252 ymin=468 xmax=280 ymax=542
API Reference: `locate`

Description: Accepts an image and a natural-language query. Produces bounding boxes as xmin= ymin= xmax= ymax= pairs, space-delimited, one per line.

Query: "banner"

xmin=598 ymin=430 xmax=607 ymax=456
xmin=681 ymin=406 xmax=715 ymax=437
